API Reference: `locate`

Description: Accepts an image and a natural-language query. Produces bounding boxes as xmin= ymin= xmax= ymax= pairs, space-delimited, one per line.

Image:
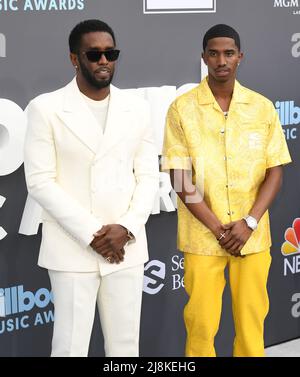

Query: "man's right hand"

xmin=90 ymin=225 xmax=125 ymax=264
xmin=212 ymin=223 xmax=227 ymax=241
xmin=213 ymin=223 xmax=244 ymax=257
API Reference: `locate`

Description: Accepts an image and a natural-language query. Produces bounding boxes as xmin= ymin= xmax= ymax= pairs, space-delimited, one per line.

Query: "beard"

xmin=78 ymin=58 xmax=114 ymax=90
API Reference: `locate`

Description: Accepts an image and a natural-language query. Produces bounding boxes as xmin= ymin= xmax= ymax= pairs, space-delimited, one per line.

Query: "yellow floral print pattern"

xmin=162 ymin=77 xmax=291 ymax=256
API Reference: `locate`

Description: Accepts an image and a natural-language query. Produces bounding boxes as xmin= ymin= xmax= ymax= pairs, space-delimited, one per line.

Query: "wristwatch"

xmin=243 ymin=215 xmax=258 ymax=231
xmin=126 ymin=228 xmax=135 ymax=241
xmin=119 ymin=225 xmax=134 ymax=241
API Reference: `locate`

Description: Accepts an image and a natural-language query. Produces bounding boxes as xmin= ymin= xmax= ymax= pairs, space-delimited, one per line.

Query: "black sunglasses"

xmin=82 ymin=49 xmax=120 ymax=62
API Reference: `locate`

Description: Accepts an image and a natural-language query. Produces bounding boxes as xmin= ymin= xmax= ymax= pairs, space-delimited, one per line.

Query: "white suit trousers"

xmin=48 ymin=264 xmax=144 ymax=357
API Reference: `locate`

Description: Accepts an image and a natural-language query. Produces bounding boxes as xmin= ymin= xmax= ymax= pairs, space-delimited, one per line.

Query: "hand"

xmin=212 ymin=223 xmax=227 ymax=240
xmin=218 ymin=220 xmax=252 ymax=257
xmin=90 ymin=224 xmax=128 ymax=264
xmin=103 ymin=248 xmax=125 ymax=265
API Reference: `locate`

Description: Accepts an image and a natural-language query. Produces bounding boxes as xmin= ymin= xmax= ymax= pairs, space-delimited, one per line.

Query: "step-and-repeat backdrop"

xmin=0 ymin=0 xmax=300 ymax=356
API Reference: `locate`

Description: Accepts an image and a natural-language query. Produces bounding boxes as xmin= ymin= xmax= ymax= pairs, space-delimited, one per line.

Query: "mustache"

xmin=94 ymin=67 xmax=111 ymax=74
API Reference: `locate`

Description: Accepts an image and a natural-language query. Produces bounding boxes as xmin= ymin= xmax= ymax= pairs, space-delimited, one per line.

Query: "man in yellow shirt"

xmin=162 ymin=24 xmax=291 ymax=357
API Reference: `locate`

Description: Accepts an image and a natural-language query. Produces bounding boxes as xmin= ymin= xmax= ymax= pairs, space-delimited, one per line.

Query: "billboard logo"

xmin=275 ymin=100 xmax=300 ymax=140
xmin=0 ymin=0 xmax=85 ymax=11
xmin=0 ymin=285 xmax=53 ymax=316
xmin=291 ymin=33 xmax=300 ymax=57
xmin=275 ymin=101 xmax=300 ymax=126
xmin=144 ymin=0 xmax=216 ymax=14
xmin=0 ymin=291 xmax=4 ymax=317
xmin=0 ymin=285 xmax=54 ymax=334
xmin=282 ymin=218 xmax=300 ymax=276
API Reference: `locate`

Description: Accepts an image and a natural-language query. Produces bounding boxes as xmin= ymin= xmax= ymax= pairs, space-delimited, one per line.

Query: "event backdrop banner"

xmin=0 ymin=0 xmax=300 ymax=356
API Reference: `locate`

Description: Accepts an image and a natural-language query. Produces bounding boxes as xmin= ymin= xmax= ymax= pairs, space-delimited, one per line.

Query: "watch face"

xmin=249 ymin=219 xmax=255 ymax=228
xmin=247 ymin=217 xmax=257 ymax=229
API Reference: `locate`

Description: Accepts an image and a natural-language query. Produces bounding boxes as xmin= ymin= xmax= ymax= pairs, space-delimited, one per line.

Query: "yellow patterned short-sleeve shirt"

xmin=162 ymin=77 xmax=292 ymax=256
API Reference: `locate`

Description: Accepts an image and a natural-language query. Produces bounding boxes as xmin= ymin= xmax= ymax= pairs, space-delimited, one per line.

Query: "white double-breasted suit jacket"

xmin=24 ymin=78 xmax=159 ymax=276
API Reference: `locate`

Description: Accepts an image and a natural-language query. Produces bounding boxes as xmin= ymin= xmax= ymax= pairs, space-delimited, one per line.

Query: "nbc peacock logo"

xmin=281 ymin=218 xmax=300 ymax=276
xmin=281 ymin=218 xmax=300 ymax=256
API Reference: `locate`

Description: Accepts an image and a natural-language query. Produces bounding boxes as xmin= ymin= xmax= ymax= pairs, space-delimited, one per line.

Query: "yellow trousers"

xmin=184 ymin=250 xmax=271 ymax=357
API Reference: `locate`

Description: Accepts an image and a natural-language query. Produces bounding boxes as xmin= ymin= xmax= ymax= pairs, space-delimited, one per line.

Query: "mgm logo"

xmin=143 ymin=0 xmax=216 ymax=14
xmin=274 ymin=0 xmax=299 ymax=6
xmin=273 ymin=0 xmax=300 ymax=14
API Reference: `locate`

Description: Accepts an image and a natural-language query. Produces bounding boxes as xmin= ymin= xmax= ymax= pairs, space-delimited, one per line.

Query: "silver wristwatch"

xmin=126 ymin=229 xmax=134 ymax=241
xmin=243 ymin=215 xmax=258 ymax=231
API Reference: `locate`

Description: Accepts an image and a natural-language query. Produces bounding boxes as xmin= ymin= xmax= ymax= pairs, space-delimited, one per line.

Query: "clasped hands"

xmin=215 ymin=219 xmax=253 ymax=257
xmin=90 ymin=224 xmax=129 ymax=264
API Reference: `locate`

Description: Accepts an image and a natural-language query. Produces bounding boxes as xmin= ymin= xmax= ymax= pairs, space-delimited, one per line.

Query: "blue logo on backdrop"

xmin=275 ymin=100 xmax=300 ymax=140
xmin=0 ymin=285 xmax=54 ymax=334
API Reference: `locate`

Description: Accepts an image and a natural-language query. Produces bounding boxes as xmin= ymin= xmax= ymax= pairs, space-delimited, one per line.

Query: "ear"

xmin=238 ymin=51 xmax=244 ymax=64
xmin=70 ymin=53 xmax=78 ymax=68
xmin=201 ymin=52 xmax=207 ymax=65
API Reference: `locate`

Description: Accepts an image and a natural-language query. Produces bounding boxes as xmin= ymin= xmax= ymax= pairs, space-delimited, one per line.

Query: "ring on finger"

xmin=218 ymin=232 xmax=226 ymax=241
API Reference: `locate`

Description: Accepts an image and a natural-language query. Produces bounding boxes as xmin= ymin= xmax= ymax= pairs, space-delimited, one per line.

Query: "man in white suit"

xmin=24 ymin=19 xmax=159 ymax=357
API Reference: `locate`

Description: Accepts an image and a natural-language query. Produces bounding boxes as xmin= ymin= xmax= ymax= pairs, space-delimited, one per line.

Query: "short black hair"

xmin=203 ymin=24 xmax=241 ymax=51
xmin=69 ymin=19 xmax=116 ymax=54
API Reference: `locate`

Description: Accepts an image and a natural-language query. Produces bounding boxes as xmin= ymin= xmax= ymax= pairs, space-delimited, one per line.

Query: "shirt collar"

xmin=196 ymin=76 xmax=251 ymax=105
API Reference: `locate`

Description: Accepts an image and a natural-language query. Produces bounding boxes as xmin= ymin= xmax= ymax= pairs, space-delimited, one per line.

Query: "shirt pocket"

xmin=239 ymin=122 xmax=269 ymax=159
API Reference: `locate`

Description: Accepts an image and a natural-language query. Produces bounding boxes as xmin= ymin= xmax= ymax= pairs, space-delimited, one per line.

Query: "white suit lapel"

xmin=95 ymin=85 xmax=130 ymax=161
xmin=56 ymin=78 xmax=103 ymax=154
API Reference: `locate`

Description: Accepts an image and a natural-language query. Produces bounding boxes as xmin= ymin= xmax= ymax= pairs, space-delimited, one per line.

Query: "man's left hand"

xmin=218 ymin=220 xmax=252 ymax=257
xmin=92 ymin=224 xmax=129 ymax=256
